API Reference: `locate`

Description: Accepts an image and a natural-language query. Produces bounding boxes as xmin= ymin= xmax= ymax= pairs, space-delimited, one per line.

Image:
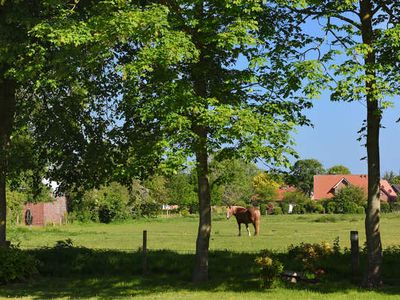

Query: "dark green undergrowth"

xmin=1 ymin=242 xmax=400 ymax=299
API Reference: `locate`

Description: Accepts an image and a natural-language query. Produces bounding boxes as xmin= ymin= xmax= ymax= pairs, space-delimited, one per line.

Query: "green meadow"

xmin=2 ymin=213 xmax=400 ymax=299
xmin=8 ymin=213 xmax=400 ymax=252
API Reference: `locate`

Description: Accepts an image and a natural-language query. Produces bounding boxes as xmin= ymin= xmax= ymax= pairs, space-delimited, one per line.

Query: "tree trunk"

xmin=359 ymin=0 xmax=383 ymax=288
xmin=0 ymin=72 xmax=16 ymax=247
xmin=192 ymin=126 xmax=212 ymax=283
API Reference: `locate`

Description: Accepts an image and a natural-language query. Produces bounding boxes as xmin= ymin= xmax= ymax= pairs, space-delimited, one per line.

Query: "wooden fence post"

xmin=350 ymin=230 xmax=359 ymax=282
xmin=142 ymin=230 xmax=148 ymax=275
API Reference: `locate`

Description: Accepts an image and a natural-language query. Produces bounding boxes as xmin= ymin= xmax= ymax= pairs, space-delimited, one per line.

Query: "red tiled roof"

xmin=313 ymin=175 xmax=397 ymax=201
xmin=313 ymin=174 xmax=368 ymax=200
xmin=380 ymin=180 xmax=397 ymax=201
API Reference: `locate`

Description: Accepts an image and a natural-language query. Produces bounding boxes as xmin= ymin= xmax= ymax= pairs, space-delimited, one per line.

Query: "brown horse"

xmin=226 ymin=206 xmax=260 ymax=236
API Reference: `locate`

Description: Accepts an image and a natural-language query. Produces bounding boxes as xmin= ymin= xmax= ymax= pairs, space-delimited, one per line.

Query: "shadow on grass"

xmin=1 ymin=247 xmax=400 ymax=299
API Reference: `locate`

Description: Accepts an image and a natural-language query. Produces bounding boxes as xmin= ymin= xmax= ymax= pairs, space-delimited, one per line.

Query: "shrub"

xmin=283 ymin=191 xmax=309 ymax=204
xmin=314 ymin=203 xmax=325 ymax=214
xmin=255 ymin=250 xmax=283 ymax=288
xmin=259 ymin=204 xmax=267 ymax=216
xmin=304 ymin=200 xmax=324 ymax=213
xmin=381 ymin=202 xmax=391 ymax=213
xmin=292 ymin=204 xmax=306 ymax=214
xmin=179 ymin=208 xmax=189 ymax=216
xmin=342 ymin=202 xmax=361 ymax=214
xmin=390 ymin=202 xmax=400 ymax=212
xmin=325 ymin=201 xmax=336 ymax=214
xmin=0 ymin=246 xmax=39 ymax=284
xmin=288 ymin=242 xmax=333 ymax=272
xmin=333 ymin=186 xmax=366 ymax=213
xmin=273 ymin=207 xmax=283 ymax=215
xmin=280 ymin=202 xmax=289 ymax=214
xmin=356 ymin=206 xmax=365 ymax=214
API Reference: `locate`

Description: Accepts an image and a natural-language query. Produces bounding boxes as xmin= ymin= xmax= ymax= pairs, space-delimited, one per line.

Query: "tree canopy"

xmin=327 ymin=165 xmax=351 ymax=175
xmin=288 ymin=159 xmax=325 ymax=196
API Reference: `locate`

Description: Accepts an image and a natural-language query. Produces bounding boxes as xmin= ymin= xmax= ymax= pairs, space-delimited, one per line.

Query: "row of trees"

xmin=1 ymin=0 xmax=399 ymax=286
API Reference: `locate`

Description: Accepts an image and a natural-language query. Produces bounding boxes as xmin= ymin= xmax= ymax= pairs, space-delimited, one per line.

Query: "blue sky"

xmin=293 ymin=96 xmax=400 ymax=175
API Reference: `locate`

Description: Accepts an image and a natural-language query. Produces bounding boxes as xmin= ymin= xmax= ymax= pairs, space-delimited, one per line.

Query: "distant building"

xmin=23 ymin=196 xmax=67 ymax=226
xmin=313 ymin=174 xmax=397 ymax=202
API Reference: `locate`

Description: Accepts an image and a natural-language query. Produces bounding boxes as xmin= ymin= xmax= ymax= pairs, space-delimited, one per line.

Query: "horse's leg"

xmin=253 ymin=220 xmax=259 ymax=236
xmin=237 ymin=222 xmax=241 ymax=236
xmin=246 ymin=224 xmax=251 ymax=236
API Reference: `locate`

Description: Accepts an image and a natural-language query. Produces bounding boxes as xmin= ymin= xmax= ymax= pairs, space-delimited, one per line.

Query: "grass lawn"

xmin=2 ymin=213 xmax=400 ymax=299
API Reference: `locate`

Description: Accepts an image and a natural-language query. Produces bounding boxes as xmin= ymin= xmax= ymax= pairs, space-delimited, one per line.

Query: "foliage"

xmin=279 ymin=202 xmax=290 ymax=214
xmin=292 ymin=204 xmax=306 ymax=214
xmin=166 ymin=172 xmax=197 ymax=210
xmin=6 ymin=187 xmax=26 ymax=224
xmin=273 ymin=207 xmax=283 ymax=215
xmin=380 ymin=202 xmax=391 ymax=214
xmin=252 ymin=172 xmax=280 ymax=203
xmin=327 ymin=165 xmax=351 ymax=175
xmin=304 ymin=201 xmax=324 ymax=214
xmin=0 ymin=0 xmax=196 ymax=246
xmin=383 ymin=171 xmax=400 ymax=186
xmin=209 ymin=158 xmax=259 ymax=206
xmin=332 ymin=186 xmax=366 ymax=214
xmin=288 ymin=242 xmax=333 ymax=272
xmin=69 ymin=182 xmax=130 ymax=223
xmin=259 ymin=204 xmax=267 ymax=216
xmin=255 ymin=250 xmax=283 ymax=289
xmin=282 ymin=191 xmax=309 ymax=204
xmin=287 ymin=159 xmax=324 ymax=196
xmin=321 ymin=200 xmax=335 ymax=214
xmin=0 ymin=245 xmax=39 ymax=284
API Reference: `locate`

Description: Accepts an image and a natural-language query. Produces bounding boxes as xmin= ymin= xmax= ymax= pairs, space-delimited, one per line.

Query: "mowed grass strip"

xmin=7 ymin=213 xmax=400 ymax=251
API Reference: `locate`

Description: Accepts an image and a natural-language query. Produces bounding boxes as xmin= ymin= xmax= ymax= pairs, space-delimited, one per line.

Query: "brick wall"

xmin=23 ymin=196 xmax=67 ymax=226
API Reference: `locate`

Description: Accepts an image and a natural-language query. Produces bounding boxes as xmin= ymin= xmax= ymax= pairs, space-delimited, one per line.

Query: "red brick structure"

xmin=23 ymin=196 xmax=67 ymax=226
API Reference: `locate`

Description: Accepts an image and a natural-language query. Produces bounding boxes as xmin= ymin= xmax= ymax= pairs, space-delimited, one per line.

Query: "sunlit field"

xmin=8 ymin=213 xmax=400 ymax=252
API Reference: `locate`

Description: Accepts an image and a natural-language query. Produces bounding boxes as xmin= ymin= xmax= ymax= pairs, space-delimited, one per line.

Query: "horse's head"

xmin=226 ymin=206 xmax=234 ymax=219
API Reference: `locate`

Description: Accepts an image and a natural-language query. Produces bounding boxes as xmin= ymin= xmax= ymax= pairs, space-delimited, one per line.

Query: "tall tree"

xmin=0 ymin=1 xmax=192 ymax=246
xmin=288 ymin=159 xmax=325 ymax=196
xmin=118 ymin=1 xmax=311 ymax=282
xmin=285 ymin=0 xmax=400 ymax=287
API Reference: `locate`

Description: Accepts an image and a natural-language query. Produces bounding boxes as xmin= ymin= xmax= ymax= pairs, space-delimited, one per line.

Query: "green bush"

xmin=288 ymin=242 xmax=333 ymax=272
xmin=180 ymin=208 xmax=190 ymax=216
xmin=333 ymin=186 xmax=366 ymax=214
xmin=282 ymin=191 xmax=309 ymax=204
xmin=0 ymin=246 xmax=39 ymax=284
xmin=325 ymin=201 xmax=336 ymax=214
xmin=304 ymin=200 xmax=324 ymax=213
xmin=342 ymin=202 xmax=360 ymax=214
xmin=314 ymin=203 xmax=325 ymax=214
xmin=259 ymin=204 xmax=267 ymax=216
xmin=255 ymin=250 xmax=283 ymax=288
xmin=273 ymin=207 xmax=283 ymax=215
xmin=381 ymin=202 xmax=391 ymax=213
xmin=280 ymin=202 xmax=289 ymax=214
xmin=390 ymin=202 xmax=400 ymax=212
xmin=356 ymin=206 xmax=365 ymax=214
xmin=292 ymin=204 xmax=306 ymax=214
